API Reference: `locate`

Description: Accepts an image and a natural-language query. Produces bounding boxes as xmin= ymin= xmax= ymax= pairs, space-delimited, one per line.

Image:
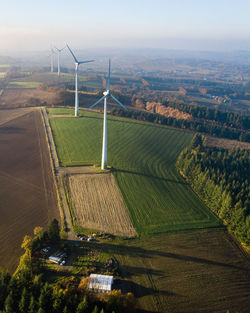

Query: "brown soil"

xmin=205 ymin=135 xmax=250 ymax=150
xmin=0 ymin=88 xmax=61 ymax=108
xmin=68 ymin=173 xmax=136 ymax=237
xmin=0 ymin=109 xmax=59 ymax=273
xmin=113 ymin=229 xmax=250 ymax=313
xmin=146 ymin=101 xmax=192 ymax=120
xmin=0 ymin=107 xmax=37 ymax=126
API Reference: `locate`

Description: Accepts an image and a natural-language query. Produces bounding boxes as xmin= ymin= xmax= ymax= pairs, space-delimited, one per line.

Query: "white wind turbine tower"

xmin=67 ymin=44 xmax=95 ymax=117
xmin=49 ymin=48 xmax=56 ymax=73
xmin=88 ymin=59 xmax=128 ymax=170
xmin=54 ymin=46 xmax=65 ymax=76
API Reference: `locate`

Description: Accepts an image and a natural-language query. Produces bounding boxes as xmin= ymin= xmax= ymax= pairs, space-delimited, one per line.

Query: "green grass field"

xmin=8 ymin=81 xmax=41 ymax=88
xmin=48 ymin=108 xmax=221 ymax=235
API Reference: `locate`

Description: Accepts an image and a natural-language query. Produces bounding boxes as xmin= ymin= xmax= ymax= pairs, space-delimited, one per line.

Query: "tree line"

xmin=176 ymin=134 xmax=250 ymax=245
xmin=111 ymin=108 xmax=250 ymax=142
xmin=162 ymin=100 xmax=250 ymax=130
xmin=0 ymin=219 xmax=136 ymax=313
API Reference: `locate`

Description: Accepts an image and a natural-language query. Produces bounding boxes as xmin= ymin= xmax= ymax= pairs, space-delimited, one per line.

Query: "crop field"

xmin=0 ymin=88 xmax=62 ymax=108
xmin=0 ymin=108 xmax=59 ymax=272
xmin=0 ymin=72 xmax=6 ymax=78
xmin=68 ymin=173 xmax=136 ymax=237
xmin=111 ymin=229 xmax=250 ymax=313
xmin=49 ymin=109 xmax=221 ymax=235
xmin=8 ymin=81 xmax=41 ymax=88
xmin=0 ymin=107 xmax=35 ymax=126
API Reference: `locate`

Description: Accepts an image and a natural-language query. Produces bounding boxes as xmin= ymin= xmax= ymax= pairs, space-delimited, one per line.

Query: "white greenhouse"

xmin=89 ymin=274 xmax=114 ymax=293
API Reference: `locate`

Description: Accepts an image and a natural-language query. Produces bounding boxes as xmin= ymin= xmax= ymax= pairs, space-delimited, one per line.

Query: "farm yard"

xmin=0 ymin=108 xmax=59 ymax=272
xmin=44 ymin=229 xmax=250 ymax=313
xmin=48 ymin=108 xmax=221 ymax=235
xmin=68 ymin=172 xmax=136 ymax=237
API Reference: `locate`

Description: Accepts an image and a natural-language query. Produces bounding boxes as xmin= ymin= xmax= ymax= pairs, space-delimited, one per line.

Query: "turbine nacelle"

xmin=103 ymin=90 xmax=109 ymax=96
xmin=66 ymin=44 xmax=95 ymax=117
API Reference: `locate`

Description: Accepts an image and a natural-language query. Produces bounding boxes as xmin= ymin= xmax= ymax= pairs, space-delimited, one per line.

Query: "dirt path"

xmin=41 ymin=108 xmax=74 ymax=240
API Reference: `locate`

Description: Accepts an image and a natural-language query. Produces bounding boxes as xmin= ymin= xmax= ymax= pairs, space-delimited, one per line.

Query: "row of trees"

xmin=111 ymin=108 xmax=250 ymax=142
xmin=176 ymin=134 xmax=250 ymax=244
xmin=162 ymin=100 xmax=250 ymax=130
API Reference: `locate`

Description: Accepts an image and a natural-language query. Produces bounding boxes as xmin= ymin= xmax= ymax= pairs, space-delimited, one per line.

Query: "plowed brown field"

xmin=0 ymin=107 xmax=36 ymax=126
xmin=68 ymin=173 xmax=136 ymax=237
xmin=0 ymin=88 xmax=61 ymax=108
xmin=0 ymin=109 xmax=59 ymax=272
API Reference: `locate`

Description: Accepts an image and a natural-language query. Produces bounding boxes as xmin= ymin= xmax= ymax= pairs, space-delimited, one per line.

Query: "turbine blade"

xmin=107 ymin=58 xmax=111 ymax=90
xmin=79 ymin=60 xmax=95 ymax=64
xmin=110 ymin=94 xmax=128 ymax=111
xmin=66 ymin=44 xmax=78 ymax=63
xmin=88 ymin=95 xmax=106 ymax=110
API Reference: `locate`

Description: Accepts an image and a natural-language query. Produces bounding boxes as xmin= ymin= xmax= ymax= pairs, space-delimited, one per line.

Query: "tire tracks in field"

xmin=35 ymin=111 xmax=50 ymax=220
xmin=0 ymin=169 xmax=43 ymax=194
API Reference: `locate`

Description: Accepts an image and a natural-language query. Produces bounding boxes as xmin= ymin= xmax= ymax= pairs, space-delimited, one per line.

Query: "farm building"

xmin=49 ymin=255 xmax=62 ymax=264
xmin=89 ymin=274 xmax=114 ymax=293
xmin=49 ymin=251 xmax=67 ymax=265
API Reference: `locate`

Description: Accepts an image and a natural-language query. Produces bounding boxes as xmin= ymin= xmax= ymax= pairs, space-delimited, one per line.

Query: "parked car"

xmin=60 ymin=260 xmax=66 ymax=266
xmin=42 ymin=246 xmax=51 ymax=253
xmin=81 ymin=235 xmax=88 ymax=241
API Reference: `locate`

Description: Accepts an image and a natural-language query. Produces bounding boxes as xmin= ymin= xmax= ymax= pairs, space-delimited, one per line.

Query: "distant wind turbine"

xmin=54 ymin=46 xmax=65 ymax=76
xmin=49 ymin=48 xmax=56 ymax=73
xmin=67 ymin=44 xmax=95 ymax=117
xmin=88 ymin=59 xmax=128 ymax=170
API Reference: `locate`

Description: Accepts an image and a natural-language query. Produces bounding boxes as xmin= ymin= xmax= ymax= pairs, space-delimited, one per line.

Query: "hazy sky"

xmin=0 ymin=0 xmax=250 ymax=52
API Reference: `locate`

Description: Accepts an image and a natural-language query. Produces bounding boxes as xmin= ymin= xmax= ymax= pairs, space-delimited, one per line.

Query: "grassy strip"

xmin=8 ymin=81 xmax=41 ymax=88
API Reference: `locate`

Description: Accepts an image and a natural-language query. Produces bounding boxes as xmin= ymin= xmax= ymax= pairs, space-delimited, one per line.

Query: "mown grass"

xmin=8 ymin=81 xmax=41 ymax=88
xmin=49 ymin=108 xmax=221 ymax=235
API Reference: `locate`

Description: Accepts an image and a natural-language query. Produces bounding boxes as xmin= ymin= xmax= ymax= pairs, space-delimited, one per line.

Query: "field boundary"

xmin=41 ymin=107 xmax=68 ymax=232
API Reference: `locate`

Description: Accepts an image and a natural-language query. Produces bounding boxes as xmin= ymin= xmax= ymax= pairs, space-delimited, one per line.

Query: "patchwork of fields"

xmin=49 ymin=109 xmax=221 ymax=235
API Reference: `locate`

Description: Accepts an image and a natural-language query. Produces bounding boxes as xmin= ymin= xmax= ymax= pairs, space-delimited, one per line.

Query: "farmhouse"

xmin=89 ymin=274 xmax=114 ymax=293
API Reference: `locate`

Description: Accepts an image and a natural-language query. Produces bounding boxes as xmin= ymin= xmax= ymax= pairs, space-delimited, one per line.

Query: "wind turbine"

xmin=54 ymin=46 xmax=65 ymax=76
xmin=49 ymin=47 xmax=56 ymax=73
xmin=67 ymin=44 xmax=94 ymax=117
xmin=88 ymin=59 xmax=128 ymax=170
